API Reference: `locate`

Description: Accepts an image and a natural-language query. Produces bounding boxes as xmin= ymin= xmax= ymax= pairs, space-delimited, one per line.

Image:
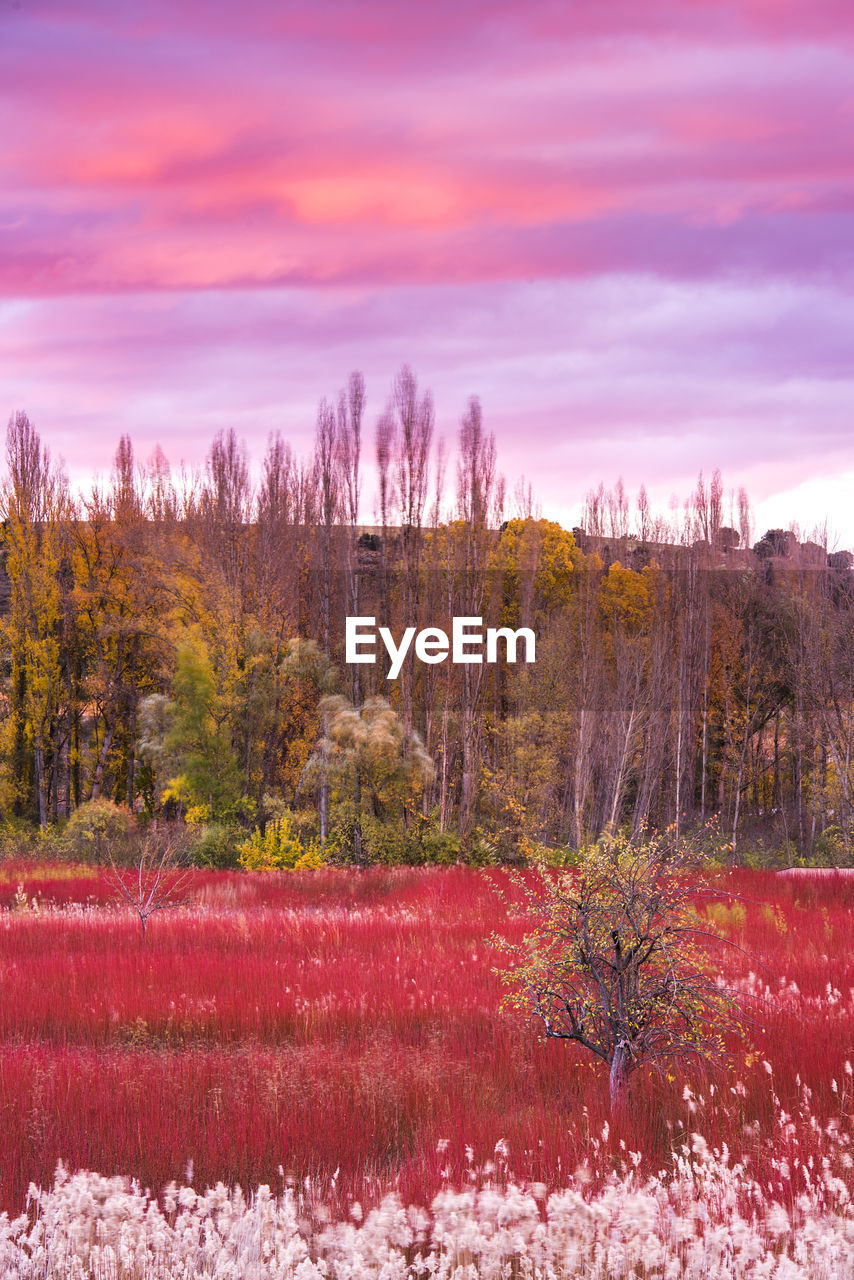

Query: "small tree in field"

xmin=108 ymin=827 xmax=190 ymax=938
xmin=497 ymin=831 xmax=742 ymax=1117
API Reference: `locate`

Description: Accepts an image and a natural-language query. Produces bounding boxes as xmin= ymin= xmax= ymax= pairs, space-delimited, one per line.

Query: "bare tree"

xmin=313 ymin=399 xmax=341 ymax=844
xmin=197 ymin=428 xmax=253 ymax=612
xmin=256 ymin=431 xmax=299 ymax=638
xmin=337 ymin=371 xmax=366 ymax=861
xmin=390 ymin=366 xmax=434 ymax=745
xmin=583 ymin=483 xmax=605 ymax=539
xmin=636 ymin=482 xmax=650 ymax=544
xmin=737 ymin=485 xmax=753 ymax=551
xmin=607 ymin=476 xmax=629 ymax=542
xmin=375 ymin=406 xmax=395 ymax=626
xmin=391 ymin=366 xmax=433 ymax=546
xmin=497 ymin=831 xmax=743 ymax=1117
xmin=455 ymin=397 xmax=502 ymax=838
xmin=108 ymin=828 xmax=191 ymax=938
xmin=143 ymin=445 xmax=177 ymax=525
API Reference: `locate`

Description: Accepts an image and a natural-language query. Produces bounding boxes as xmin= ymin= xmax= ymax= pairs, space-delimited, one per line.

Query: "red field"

xmin=0 ymin=863 xmax=853 ymax=1220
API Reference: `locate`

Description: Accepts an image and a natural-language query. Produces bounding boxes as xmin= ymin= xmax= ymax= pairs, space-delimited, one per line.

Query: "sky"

xmin=2 ymin=0 xmax=853 ymax=543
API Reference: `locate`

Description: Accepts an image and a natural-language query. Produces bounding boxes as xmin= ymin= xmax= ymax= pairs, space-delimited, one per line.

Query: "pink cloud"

xmin=2 ymin=1 xmax=853 ymax=541
xmin=3 ymin=5 xmax=853 ymax=295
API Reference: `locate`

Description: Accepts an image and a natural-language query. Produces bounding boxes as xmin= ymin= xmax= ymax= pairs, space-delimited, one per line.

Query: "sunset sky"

xmin=2 ymin=0 xmax=853 ymax=542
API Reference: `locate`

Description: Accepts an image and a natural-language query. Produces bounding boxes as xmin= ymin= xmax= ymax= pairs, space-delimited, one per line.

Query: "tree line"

xmin=2 ymin=367 xmax=853 ymax=866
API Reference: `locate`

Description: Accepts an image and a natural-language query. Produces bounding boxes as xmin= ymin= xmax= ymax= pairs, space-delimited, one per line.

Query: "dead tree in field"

xmin=496 ymin=831 xmax=743 ymax=1117
xmin=108 ymin=828 xmax=191 ymax=937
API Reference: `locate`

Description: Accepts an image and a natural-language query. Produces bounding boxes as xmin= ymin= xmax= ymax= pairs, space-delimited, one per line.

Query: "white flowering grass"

xmin=3 ymin=1134 xmax=854 ymax=1280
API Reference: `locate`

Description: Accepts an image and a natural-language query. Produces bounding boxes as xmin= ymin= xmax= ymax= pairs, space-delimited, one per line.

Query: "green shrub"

xmin=737 ymin=840 xmax=783 ymax=870
xmin=352 ymin=814 xmax=408 ymax=865
xmin=0 ymin=818 xmax=44 ymax=860
xmin=278 ymin=805 xmax=320 ymax=847
xmin=191 ymin=822 xmax=243 ymax=870
xmin=329 ymin=812 xmax=464 ymax=866
xmin=419 ymin=826 xmax=463 ymax=865
xmin=811 ymin=826 xmax=852 ymax=868
xmin=466 ymin=830 xmax=498 ymax=866
xmin=519 ymin=838 xmax=578 ymax=868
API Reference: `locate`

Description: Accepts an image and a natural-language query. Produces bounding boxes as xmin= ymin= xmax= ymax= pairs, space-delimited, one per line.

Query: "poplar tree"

xmin=1 ymin=413 xmax=70 ymax=826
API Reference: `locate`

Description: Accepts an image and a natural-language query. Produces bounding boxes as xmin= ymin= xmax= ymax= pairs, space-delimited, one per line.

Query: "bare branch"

xmin=107 ymin=826 xmax=192 ymax=937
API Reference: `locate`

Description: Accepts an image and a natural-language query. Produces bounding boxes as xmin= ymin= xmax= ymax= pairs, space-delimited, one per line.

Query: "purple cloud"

xmin=1 ymin=0 xmax=853 ymax=541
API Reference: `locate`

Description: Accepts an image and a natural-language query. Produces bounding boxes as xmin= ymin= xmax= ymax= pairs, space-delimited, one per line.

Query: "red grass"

xmin=0 ymin=865 xmax=851 ymax=1215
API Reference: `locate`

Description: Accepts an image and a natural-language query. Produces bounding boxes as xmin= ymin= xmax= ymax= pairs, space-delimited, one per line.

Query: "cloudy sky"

xmin=2 ymin=0 xmax=853 ymax=541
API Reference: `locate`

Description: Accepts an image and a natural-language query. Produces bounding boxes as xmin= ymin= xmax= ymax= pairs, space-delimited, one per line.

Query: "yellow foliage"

xmin=761 ymin=903 xmax=788 ymax=935
xmin=497 ymin=518 xmax=577 ymax=623
xmin=707 ymin=901 xmax=747 ymax=935
xmin=162 ymin=775 xmax=192 ymax=806
xmin=184 ymin=804 xmax=211 ymax=826
xmin=238 ymin=813 xmax=325 ymax=871
xmin=598 ymin=562 xmax=653 ymax=633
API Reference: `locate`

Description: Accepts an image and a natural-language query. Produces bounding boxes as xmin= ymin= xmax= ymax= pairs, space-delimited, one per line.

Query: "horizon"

xmin=6 ymin=415 xmax=850 ymax=554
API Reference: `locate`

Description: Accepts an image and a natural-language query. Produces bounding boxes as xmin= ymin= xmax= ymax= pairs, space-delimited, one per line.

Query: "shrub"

xmin=706 ymin=900 xmax=747 ymax=935
xmin=466 ymin=830 xmax=498 ymax=865
xmin=518 ymin=836 xmax=578 ymax=867
xmin=190 ymin=822 xmax=243 ymax=870
xmin=328 ymin=811 xmax=464 ymax=866
xmin=238 ymin=813 xmax=325 ymax=871
xmin=63 ymin=799 xmax=135 ymax=866
xmin=419 ymin=825 xmax=463 ymax=865
xmin=811 ymin=826 xmax=853 ymax=868
xmin=0 ymin=818 xmax=44 ymax=861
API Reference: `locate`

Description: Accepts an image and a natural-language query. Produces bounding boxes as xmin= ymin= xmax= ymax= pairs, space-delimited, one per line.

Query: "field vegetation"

xmin=0 ymin=863 xmax=852 ymax=1272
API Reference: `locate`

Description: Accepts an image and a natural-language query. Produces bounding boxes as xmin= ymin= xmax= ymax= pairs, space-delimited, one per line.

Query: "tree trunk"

xmin=609 ymin=1045 xmax=630 ymax=1119
xmin=127 ymin=702 xmax=136 ymax=811
xmin=319 ymin=715 xmax=328 ymax=844
xmin=353 ymin=763 xmax=362 ymax=864
xmin=90 ymin=723 xmax=115 ymax=801
xmin=352 ymin=651 xmax=363 ymax=864
xmin=34 ymin=740 xmax=47 ymax=830
xmin=439 ymin=692 xmax=449 ymax=833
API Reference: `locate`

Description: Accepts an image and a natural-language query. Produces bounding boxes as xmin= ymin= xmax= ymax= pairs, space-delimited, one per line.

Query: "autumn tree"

xmin=71 ymin=437 xmax=172 ymax=810
xmin=787 ymin=565 xmax=854 ymax=857
xmin=2 ymin=397 xmax=852 ymax=862
xmin=497 ymin=831 xmax=742 ymax=1116
xmin=140 ymin=637 xmax=241 ymax=821
xmin=1 ymin=413 xmax=72 ymax=826
xmin=483 ymin=518 xmax=577 ymax=853
xmin=314 ymin=693 xmax=434 ymax=856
